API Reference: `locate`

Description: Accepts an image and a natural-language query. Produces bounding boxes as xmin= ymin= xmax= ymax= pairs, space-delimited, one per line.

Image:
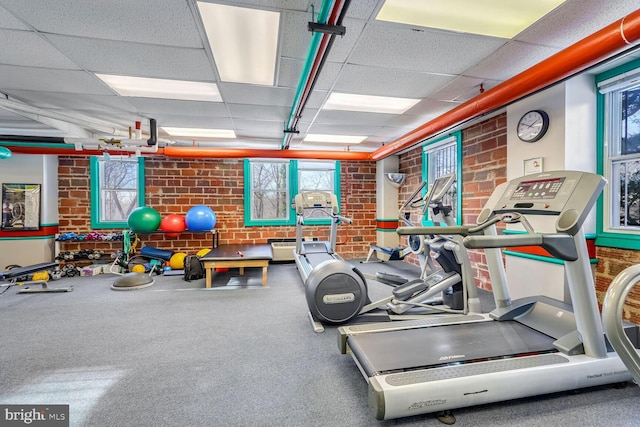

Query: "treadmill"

xmin=340 ymin=170 xmax=640 ymax=420
xmin=292 ymin=191 xmax=351 ymax=280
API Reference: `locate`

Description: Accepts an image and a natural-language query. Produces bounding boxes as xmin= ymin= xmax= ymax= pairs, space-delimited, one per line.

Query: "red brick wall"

xmin=57 ymin=157 xmax=376 ymax=259
xmin=461 ymin=114 xmax=508 ymax=291
xmin=596 ymin=247 xmax=640 ymax=323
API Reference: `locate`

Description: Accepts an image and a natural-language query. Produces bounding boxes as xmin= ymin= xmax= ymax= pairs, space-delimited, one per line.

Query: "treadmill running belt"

xmin=305 ymin=252 xmax=335 ymax=267
xmin=348 ymin=321 xmax=556 ymax=376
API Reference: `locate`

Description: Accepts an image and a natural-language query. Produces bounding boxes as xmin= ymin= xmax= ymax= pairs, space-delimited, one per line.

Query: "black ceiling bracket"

xmin=308 ymin=22 xmax=346 ymax=36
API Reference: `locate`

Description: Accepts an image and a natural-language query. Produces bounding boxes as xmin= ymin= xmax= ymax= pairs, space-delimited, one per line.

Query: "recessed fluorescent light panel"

xmin=323 ymin=93 xmax=420 ymax=114
xmin=377 ymin=0 xmax=567 ymax=39
xmin=304 ymin=134 xmax=367 ymax=144
xmin=96 ymin=75 xmax=222 ymax=102
xmin=162 ymin=127 xmax=236 ymax=139
xmin=197 ymin=2 xmax=280 ymax=86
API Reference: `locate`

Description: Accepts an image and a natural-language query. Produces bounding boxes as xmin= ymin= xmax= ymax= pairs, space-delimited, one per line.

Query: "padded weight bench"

xmin=199 ymin=244 xmax=273 ymax=288
xmin=0 ymin=262 xmax=72 ymax=293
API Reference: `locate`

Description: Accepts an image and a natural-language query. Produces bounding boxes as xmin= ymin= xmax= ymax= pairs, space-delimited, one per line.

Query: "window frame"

xmin=421 ymin=131 xmax=462 ymax=226
xmin=90 ymin=156 xmax=145 ymax=229
xmin=243 ymin=159 xmax=341 ymax=227
xmin=596 ymin=57 xmax=640 ymax=249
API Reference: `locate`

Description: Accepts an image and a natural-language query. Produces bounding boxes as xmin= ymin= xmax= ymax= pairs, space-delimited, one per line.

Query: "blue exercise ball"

xmin=185 ymin=205 xmax=216 ymax=231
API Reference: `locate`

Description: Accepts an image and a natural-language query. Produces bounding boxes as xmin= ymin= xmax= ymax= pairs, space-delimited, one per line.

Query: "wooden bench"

xmin=199 ymin=244 xmax=273 ymax=288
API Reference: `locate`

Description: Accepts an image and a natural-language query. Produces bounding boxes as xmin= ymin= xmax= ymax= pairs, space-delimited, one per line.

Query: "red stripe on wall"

xmin=376 ymin=220 xmax=400 ymax=230
xmin=0 ymin=224 xmax=59 ymax=238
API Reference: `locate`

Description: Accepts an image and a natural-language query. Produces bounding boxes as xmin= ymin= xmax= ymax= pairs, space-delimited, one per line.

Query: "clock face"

xmin=517 ymin=110 xmax=549 ymax=142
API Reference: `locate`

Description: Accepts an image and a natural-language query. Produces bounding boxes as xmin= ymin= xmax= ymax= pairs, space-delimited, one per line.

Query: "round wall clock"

xmin=517 ymin=110 xmax=549 ymax=143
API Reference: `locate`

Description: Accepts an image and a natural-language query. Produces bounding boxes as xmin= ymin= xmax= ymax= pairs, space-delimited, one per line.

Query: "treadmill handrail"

xmin=397 ymin=225 xmax=474 ymax=236
xmin=602 ymin=263 xmax=640 ymax=384
xmin=463 ymin=234 xmax=579 ymax=261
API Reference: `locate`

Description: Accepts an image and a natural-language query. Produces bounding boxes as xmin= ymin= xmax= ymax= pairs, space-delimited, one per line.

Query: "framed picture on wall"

xmin=1 ymin=183 xmax=41 ymax=231
xmin=523 ymin=157 xmax=544 ymax=175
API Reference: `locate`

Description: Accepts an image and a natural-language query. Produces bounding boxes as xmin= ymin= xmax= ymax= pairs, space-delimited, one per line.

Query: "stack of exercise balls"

xmin=127 ymin=206 xmax=161 ymax=233
xmin=185 ymin=205 xmax=217 ymax=231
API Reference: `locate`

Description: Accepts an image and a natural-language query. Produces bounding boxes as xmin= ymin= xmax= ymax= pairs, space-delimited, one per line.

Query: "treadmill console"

xmin=294 ymin=191 xmax=339 ymax=215
xmin=477 ymin=170 xmax=606 ymax=235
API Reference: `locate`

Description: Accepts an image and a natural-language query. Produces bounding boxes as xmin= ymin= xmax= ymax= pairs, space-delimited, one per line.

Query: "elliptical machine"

xmin=373 ymin=174 xmax=481 ymax=315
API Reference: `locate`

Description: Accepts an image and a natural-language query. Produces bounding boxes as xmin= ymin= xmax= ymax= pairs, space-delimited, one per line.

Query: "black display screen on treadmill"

xmin=511 ymin=177 xmax=565 ymax=200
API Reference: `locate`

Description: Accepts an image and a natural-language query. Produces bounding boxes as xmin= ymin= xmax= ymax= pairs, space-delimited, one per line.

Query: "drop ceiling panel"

xmin=5 ymin=90 xmax=137 ymax=112
xmin=0 ymin=0 xmax=203 ymax=47
xmin=515 ymin=0 xmax=640 ymax=49
xmin=280 ymin=11 xmax=316 ymax=60
xmin=156 ymin=115 xmax=235 ymax=130
xmin=218 ymin=83 xmax=294 ymax=107
xmin=323 ymin=17 xmax=367 ymax=63
xmin=228 ymin=104 xmax=290 ymax=121
xmin=0 ymin=4 xmax=28 ymax=30
xmin=464 ymin=41 xmax=561 ymax=81
xmin=332 ymin=63 xmax=456 ymax=98
xmin=45 ymin=34 xmax=215 ymax=81
xmin=313 ymin=109 xmax=397 ymax=127
xmin=0 ymin=65 xmax=112 ymax=94
xmin=349 ymin=22 xmax=507 ymax=74
xmin=126 ymin=98 xmax=228 ymax=118
xmin=0 ymin=29 xmax=80 ymax=69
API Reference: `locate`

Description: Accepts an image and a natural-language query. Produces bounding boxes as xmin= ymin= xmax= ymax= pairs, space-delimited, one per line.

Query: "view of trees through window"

xmin=100 ymin=159 xmax=138 ymax=222
xmin=249 ymin=160 xmax=337 ymax=222
xmin=251 ymin=162 xmax=288 ymax=220
xmin=615 ymin=87 xmax=640 ymax=227
xmin=424 ymin=140 xmax=457 ymax=223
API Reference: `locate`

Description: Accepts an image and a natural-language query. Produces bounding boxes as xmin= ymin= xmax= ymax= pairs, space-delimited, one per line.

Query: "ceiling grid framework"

xmin=0 ymin=0 xmax=638 ymax=156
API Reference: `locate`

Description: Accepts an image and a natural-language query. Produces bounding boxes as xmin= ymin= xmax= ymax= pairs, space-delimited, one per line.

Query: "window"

xmin=90 ymin=156 xmax=144 ymax=229
xmin=597 ymin=58 xmax=640 ymax=248
xmin=243 ymin=159 xmax=340 ymax=226
xmin=247 ymin=160 xmax=291 ymax=222
xmin=421 ymin=132 xmax=462 ymax=225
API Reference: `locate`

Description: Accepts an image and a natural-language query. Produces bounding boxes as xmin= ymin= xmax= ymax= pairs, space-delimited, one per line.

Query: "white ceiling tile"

xmin=228 ymin=104 xmax=291 ymax=121
xmin=219 ymin=83 xmax=294 ymax=107
xmin=464 ymin=41 xmax=561 ymax=81
xmin=0 ymin=0 xmax=203 ymax=47
xmin=280 ymin=10 xmax=316 ymax=60
xmin=349 ymin=21 xmax=507 ymax=74
xmin=516 ymin=0 xmax=640 ymax=49
xmin=4 ymin=90 xmax=136 ymax=112
xmin=332 ymin=64 xmax=455 ymax=98
xmin=0 ymin=4 xmax=28 ymax=30
xmin=45 ymin=34 xmax=215 ymax=81
xmin=0 ymin=29 xmax=79 ymax=69
xmin=0 ymin=65 xmax=112 ymax=94
xmin=126 ymin=98 xmax=229 ymax=118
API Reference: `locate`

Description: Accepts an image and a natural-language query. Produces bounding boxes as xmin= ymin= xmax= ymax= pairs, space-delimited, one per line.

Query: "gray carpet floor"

xmin=1 ymin=260 xmax=639 ymax=426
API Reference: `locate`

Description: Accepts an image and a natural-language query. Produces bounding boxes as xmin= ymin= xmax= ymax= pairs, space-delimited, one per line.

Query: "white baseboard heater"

xmin=270 ymin=241 xmax=296 ymax=262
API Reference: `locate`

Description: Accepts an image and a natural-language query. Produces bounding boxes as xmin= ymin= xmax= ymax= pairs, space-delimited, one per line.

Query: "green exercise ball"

xmin=128 ymin=206 xmax=161 ymax=233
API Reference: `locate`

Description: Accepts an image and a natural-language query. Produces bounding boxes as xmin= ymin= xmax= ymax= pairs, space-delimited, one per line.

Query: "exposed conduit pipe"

xmin=281 ymin=0 xmax=348 ymax=149
xmin=164 ymin=145 xmax=369 ymax=161
xmin=0 ymin=142 xmax=165 ymax=157
xmin=371 ymin=8 xmax=640 ymax=161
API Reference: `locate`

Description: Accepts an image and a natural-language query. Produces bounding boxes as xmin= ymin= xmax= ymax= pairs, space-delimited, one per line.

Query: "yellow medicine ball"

xmin=169 ymin=252 xmax=188 ymax=269
xmin=131 ymin=264 xmax=146 ymax=273
xmin=196 ymin=248 xmax=211 ymax=257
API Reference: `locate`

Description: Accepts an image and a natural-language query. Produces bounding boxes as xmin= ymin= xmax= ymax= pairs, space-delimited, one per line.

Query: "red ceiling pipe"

xmin=370 ymin=8 xmax=640 ymax=161
xmin=163 ymin=145 xmax=370 ymax=161
xmin=5 ymin=146 xmax=165 ymax=157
